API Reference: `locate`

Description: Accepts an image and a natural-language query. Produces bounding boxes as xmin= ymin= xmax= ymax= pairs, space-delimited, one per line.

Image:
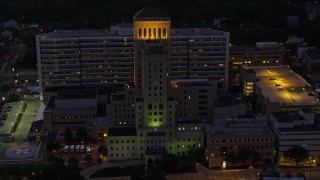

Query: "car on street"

xmin=0 ymin=122 xmax=4 ymax=126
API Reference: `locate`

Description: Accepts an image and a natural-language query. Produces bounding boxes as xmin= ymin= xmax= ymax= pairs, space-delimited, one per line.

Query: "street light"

xmin=308 ymin=157 xmax=312 ymax=180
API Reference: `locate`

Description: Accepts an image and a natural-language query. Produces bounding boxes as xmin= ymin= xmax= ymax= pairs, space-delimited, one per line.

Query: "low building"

xmin=229 ymin=42 xmax=283 ymax=84
xmin=213 ymin=94 xmax=248 ymax=127
xmin=43 ymin=89 xmax=99 ymax=137
xmin=303 ymin=49 xmax=320 ymax=80
xmin=287 ymin=16 xmax=299 ymax=28
xmin=206 ymin=123 xmax=274 ymax=168
xmin=241 ymin=66 xmax=318 ymax=113
xmin=268 ymin=108 xmax=320 ymax=165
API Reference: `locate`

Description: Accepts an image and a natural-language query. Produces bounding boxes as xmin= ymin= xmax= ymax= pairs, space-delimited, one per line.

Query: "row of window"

xmin=212 ymin=138 xmax=273 ymax=143
xmin=211 ymin=145 xmax=274 ymax=151
xmin=52 ymin=115 xmax=93 ymax=119
xmin=109 ymin=139 xmax=135 ymax=143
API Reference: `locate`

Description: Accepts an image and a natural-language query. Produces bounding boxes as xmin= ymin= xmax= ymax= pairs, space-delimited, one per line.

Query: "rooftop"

xmin=108 ymin=127 xmax=136 ymax=136
xmin=28 ymin=120 xmax=44 ymax=134
xmin=207 ymin=125 xmax=272 ymax=136
xmin=247 ymin=66 xmax=317 ymax=106
xmin=56 ymin=89 xmax=97 ymax=100
xmin=39 ymin=25 xmax=227 ymax=39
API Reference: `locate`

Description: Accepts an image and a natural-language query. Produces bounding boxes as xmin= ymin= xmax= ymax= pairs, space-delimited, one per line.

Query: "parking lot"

xmin=0 ymin=101 xmax=23 ymax=136
xmin=0 ymin=98 xmax=44 ymax=165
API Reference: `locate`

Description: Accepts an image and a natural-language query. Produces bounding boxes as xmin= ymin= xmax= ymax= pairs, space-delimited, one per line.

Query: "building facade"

xmin=106 ymin=7 xmax=206 ymax=164
xmin=268 ymin=108 xmax=320 ymax=165
xmin=229 ymin=42 xmax=283 ymax=84
xmin=36 ymin=15 xmax=229 ymax=100
xmin=206 ymin=124 xmax=275 ymax=168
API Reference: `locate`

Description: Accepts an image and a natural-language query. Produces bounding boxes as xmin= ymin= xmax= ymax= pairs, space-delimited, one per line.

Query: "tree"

xmin=76 ymin=127 xmax=88 ymax=142
xmin=64 ymin=127 xmax=73 ymax=143
xmin=130 ymin=167 xmax=144 ymax=180
xmin=67 ymin=157 xmax=79 ymax=168
xmin=7 ymin=93 xmax=20 ymax=101
xmin=85 ymin=154 xmax=93 ymax=164
xmin=160 ymin=153 xmax=180 ymax=171
xmin=23 ymin=47 xmax=37 ymax=68
xmin=146 ymin=167 xmax=166 ymax=180
xmin=225 ymin=152 xmax=239 ymax=165
xmin=284 ymin=145 xmax=310 ymax=166
xmin=187 ymin=148 xmax=206 ymax=164
xmin=248 ymin=150 xmax=262 ymax=166
xmin=1 ymin=84 xmax=10 ymax=93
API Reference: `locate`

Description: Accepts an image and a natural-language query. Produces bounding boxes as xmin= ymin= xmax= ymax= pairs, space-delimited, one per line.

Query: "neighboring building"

xmin=36 ymin=15 xmax=229 ymax=100
xmin=106 ymin=7 xmax=206 ymax=164
xmin=268 ymin=108 xmax=320 ymax=164
xmin=213 ymin=94 xmax=247 ymax=127
xmin=169 ymin=79 xmax=217 ymax=122
xmin=206 ymin=123 xmax=275 ymax=168
xmin=287 ymin=16 xmax=299 ymax=28
xmin=43 ymin=89 xmax=99 ymax=137
xmin=303 ymin=49 xmax=320 ymax=78
xmin=241 ymin=66 xmax=318 ymax=113
xmin=3 ymin=20 xmax=18 ymax=29
xmin=229 ymin=42 xmax=283 ymax=84
xmin=1 ymin=30 xmax=13 ymax=40
xmin=304 ymin=1 xmax=320 ymax=20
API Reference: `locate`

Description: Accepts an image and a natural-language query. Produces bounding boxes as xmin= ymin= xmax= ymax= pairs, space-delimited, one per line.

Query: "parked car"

xmin=70 ymin=145 xmax=75 ymax=152
xmin=0 ymin=122 xmax=4 ymax=126
xmin=64 ymin=145 xmax=70 ymax=153
xmin=86 ymin=146 xmax=91 ymax=154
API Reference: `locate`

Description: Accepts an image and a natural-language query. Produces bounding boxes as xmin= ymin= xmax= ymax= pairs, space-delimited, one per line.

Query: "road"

xmin=196 ymin=165 xmax=320 ymax=180
xmin=279 ymin=166 xmax=320 ymax=180
xmin=0 ymin=30 xmax=26 ymax=86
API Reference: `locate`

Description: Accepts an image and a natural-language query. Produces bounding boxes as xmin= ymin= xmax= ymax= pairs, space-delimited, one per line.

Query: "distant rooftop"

xmin=207 ymin=125 xmax=272 ymax=136
xmin=39 ymin=25 xmax=227 ymax=39
xmin=246 ymin=66 xmax=316 ymax=106
xmin=134 ymin=7 xmax=170 ymax=21
xmin=305 ymin=49 xmax=320 ymax=62
xmin=108 ymin=127 xmax=136 ymax=136
xmin=56 ymin=89 xmax=97 ymax=100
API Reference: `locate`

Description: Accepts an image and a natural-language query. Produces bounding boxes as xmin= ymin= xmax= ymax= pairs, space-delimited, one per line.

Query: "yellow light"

xmin=103 ymin=133 xmax=107 ymax=137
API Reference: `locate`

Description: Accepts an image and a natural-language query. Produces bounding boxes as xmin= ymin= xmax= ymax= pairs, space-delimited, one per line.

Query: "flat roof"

xmin=39 ymin=25 xmax=227 ymax=39
xmin=249 ymin=66 xmax=317 ymax=106
xmin=56 ymin=89 xmax=97 ymax=100
xmin=108 ymin=127 xmax=136 ymax=136
xmin=28 ymin=120 xmax=44 ymax=134
xmin=207 ymin=125 xmax=272 ymax=136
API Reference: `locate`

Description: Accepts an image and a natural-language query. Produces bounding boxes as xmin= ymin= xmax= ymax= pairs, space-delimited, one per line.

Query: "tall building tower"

xmin=133 ymin=7 xmax=177 ymax=162
xmin=133 ymin=7 xmax=174 ymax=129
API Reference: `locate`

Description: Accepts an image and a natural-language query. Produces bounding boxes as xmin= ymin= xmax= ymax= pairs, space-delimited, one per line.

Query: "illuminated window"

xmin=139 ymin=28 xmax=142 ymax=37
xmin=163 ymin=28 xmax=166 ymax=37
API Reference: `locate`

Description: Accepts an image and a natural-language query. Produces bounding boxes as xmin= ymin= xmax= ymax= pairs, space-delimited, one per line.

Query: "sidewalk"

xmin=80 ymin=160 xmax=144 ymax=179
